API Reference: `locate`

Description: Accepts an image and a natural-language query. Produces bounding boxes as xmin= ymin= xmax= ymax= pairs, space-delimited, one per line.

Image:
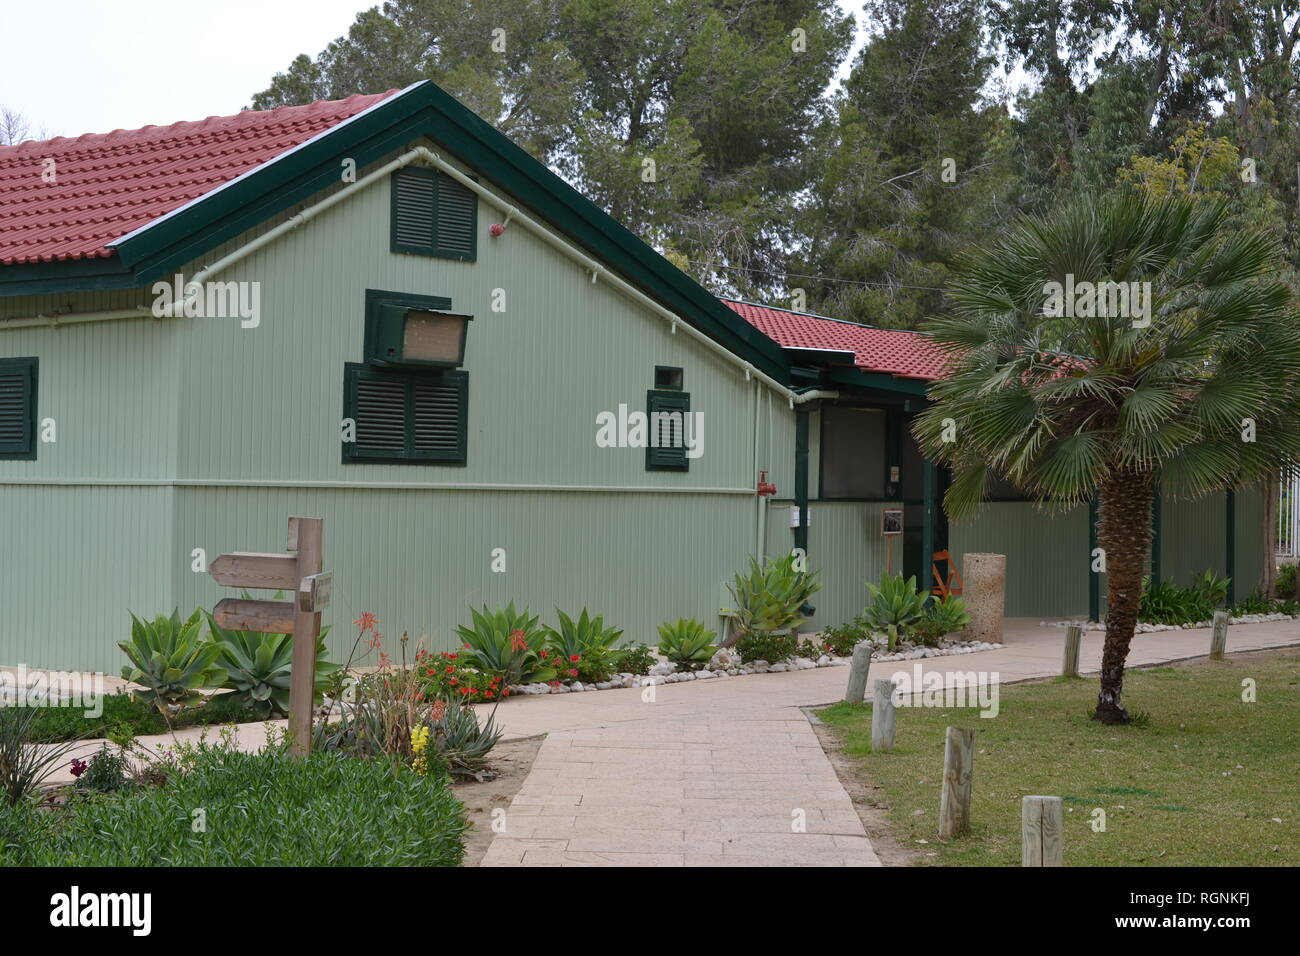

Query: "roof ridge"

xmin=720 ymin=297 xmax=937 ymax=338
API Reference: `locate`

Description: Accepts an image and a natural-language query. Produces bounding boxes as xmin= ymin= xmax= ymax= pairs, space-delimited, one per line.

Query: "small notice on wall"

xmin=789 ymin=505 xmax=810 ymax=528
xmin=881 ymin=507 xmax=904 ymax=536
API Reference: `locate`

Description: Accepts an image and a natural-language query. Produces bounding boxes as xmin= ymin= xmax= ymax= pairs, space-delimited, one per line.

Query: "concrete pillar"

xmin=964 ymin=553 xmax=1006 ymax=643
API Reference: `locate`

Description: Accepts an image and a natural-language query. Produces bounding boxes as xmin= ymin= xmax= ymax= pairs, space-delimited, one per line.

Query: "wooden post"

xmin=289 ymin=517 xmax=323 ymax=757
xmin=938 ymin=726 xmax=975 ymax=840
xmin=871 ymin=679 xmax=896 ymax=752
xmin=1021 ymin=796 xmax=1064 ymax=866
xmin=1210 ymin=610 xmax=1228 ymax=661
xmin=843 ymin=641 xmax=873 ymax=704
xmin=1062 ymin=622 xmax=1082 ymax=677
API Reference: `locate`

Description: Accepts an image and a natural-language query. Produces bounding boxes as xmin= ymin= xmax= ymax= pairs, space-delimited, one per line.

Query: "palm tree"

xmin=914 ymin=188 xmax=1300 ymax=724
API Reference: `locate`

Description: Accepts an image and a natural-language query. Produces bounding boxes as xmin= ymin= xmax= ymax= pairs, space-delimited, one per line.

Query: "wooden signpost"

xmin=208 ymin=516 xmax=328 ymax=756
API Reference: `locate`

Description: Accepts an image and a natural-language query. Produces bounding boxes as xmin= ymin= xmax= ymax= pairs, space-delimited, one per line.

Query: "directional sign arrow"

xmin=298 ymin=572 xmax=332 ymax=613
xmin=208 ymin=552 xmax=299 ymax=590
xmin=213 ymin=597 xmax=296 ymax=634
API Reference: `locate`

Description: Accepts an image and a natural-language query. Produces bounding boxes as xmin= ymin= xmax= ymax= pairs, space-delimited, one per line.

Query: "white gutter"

xmin=0 ymin=307 xmax=152 ymax=330
xmin=4 ymin=143 xmax=841 ymax=412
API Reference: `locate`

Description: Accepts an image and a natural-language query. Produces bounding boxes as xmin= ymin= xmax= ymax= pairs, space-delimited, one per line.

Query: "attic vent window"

xmin=391 ymin=167 xmax=478 ymax=261
xmin=654 ymin=366 xmax=684 ymax=391
xmin=0 ymin=357 xmax=37 ymax=460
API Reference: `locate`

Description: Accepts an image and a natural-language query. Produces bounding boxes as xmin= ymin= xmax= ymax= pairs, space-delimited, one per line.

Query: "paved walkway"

xmin=21 ymin=618 xmax=1300 ymax=863
xmin=477 ymin=619 xmax=1300 ymax=866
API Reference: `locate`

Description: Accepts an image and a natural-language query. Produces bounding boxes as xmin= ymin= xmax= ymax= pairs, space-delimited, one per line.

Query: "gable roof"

xmin=0 ymin=91 xmax=397 ymax=266
xmin=721 ymin=299 xmax=947 ymax=381
xmin=0 ymin=81 xmax=789 ymax=381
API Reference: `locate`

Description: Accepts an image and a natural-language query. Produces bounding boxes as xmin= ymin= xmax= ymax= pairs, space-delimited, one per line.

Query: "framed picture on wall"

xmin=881 ymin=507 xmax=904 ymax=536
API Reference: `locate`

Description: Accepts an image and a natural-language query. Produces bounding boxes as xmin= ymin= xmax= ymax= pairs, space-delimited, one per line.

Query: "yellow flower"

xmin=410 ymin=725 xmax=431 ymax=776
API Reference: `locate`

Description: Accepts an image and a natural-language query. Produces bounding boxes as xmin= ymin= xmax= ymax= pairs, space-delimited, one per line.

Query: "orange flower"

xmin=352 ymin=612 xmax=378 ymax=632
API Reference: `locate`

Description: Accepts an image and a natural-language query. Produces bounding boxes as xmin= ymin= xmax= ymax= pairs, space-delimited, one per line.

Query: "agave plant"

xmin=455 ymin=603 xmax=556 ymax=685
xmin=119 ymin=609 xmax=225 ymax=710
xmin=912 ymin=595 xmax=971 ymax=645
xmin=656 ymin=618 xmax=716 ymax=670
xmin=723 ymin=554 xmax=822 ymax=646
xmin=544 ymin=608 xmax=625 ymax=681
xmin=862 ymin=574 xmax=928 ymax=651
xmin=425 ymin=701 xmax=504 ymax=780
xmin=205 ymin=612 xmax=340 ymax=719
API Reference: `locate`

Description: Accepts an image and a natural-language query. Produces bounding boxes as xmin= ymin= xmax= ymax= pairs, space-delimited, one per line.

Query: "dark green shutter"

xmin=390 ymin=168 xmax=477 ymax=261
xmin=0 ymin=357 xmax=37 ymax=459
xmin=645 ymin=389 xmax=690 ymax=472
xmin=344 ymin=364 xmax=467 ymax=464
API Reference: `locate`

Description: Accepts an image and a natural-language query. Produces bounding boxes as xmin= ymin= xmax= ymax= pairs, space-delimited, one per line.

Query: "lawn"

xmin=817 ymin=649 xmax=1300 ymax=866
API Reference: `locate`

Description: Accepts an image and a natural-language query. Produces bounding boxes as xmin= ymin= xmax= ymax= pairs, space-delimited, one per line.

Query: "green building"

xmin=0 ymin=81 xmax=1262 ymax=671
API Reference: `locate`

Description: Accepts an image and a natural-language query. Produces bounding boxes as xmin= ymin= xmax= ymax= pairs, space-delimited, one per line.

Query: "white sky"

xmin=0 ymin=1 xmax=888 ymax=142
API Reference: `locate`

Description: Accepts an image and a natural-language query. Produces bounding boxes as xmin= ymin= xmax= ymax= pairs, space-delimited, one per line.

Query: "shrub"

xmin=734 ymin=629 xmax=799 ymax=664
xmin=72 ymin=744 xmax=130 ymax=795
xmin=0 ymin=743 xmax=468 ymax=866
xmin=544 ymin=609 xmax=624 ymax=682
xmin=26 ymin=690 xmax=254 ymax=745
xmin=911 ymin=595 xmax=971 ymax=646
xmin=656 ymin=618 xmax=716 ymax=670
xmin=726 ymin=554 xmax=821 ymax=642
xmin=206 ymin=612 xmax=340 ymax=719
xmin=1276 ymin=563 xmax=1297 ymax=598
xmin=1138 ymin=571 xmax=1231 ymax=625
xmin=414 ymin=650 xmax=504 ymax=703
xmin=418 ymin=700 xmax=504 ymax=780
xmin=455 ymin=604 xmax=556 ymax=685
xmin=818 ymin=619 xmax=874 ymax=657
xmin=862 ymin=574 xmax=928 ymax=650
xmin=118 ymin=609 xmax=225 ymax=710
xmin=616 ymin=643 xmax=656 ymax=676
xmin=1230 ymin=590 xmax=1273 ymax=616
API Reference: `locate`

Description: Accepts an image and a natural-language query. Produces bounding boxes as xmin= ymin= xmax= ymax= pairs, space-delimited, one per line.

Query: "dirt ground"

xmin=451 ymin=735 xmax=544 ymax=867
xmin=807 ymin=716 xmax=923 ymax=866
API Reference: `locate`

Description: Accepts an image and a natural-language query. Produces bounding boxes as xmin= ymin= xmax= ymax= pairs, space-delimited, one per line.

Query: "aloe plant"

xmin=543 ymin=608 xmax=624 ymax=659
xmin=724 ymin=554 xmax=822 ymax=645
xmin=862 ymin=574 xmax=928 ymax=651
xmin=118 ymin=609 xmax=225 ymax=709
xmin=656 ymin=618 xmax=716 ymax=670
xmin=205 ymin=612 xmax=340 ymax=719
xmin=455 ymin=603 xmax=556 ymax=685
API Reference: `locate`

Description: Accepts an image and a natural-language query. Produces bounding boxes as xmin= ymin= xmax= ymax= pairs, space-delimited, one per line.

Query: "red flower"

xmin=70 ymin=758 xmax=87 ymax=778
xmin=509 ymin=629 xmax=528 ymax=652
xmin=445 ymin=666 xmax=455 ymax=674
xmin=425 ymin=669 xmax=435 ymax=676
xmin=568 ymin=669 xmax=578 ymax=677
xmin=352 ymin=612 xmax=378 ymax=632
xmin=540 ymin=650 xmax=549 ymax=659
xmin=568 ymin=654 xmax=580 ymax=663
xmin=462 ymin=643 xmax=471 ymax=650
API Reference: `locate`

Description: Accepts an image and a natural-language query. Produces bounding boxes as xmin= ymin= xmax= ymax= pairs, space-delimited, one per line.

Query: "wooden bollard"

xmin=871 ymin=679 xmax=897 ymax=752
xmin=1210 ymin=610 xmax=1228 ymax=661
xmin=1021 ymin=796 xmax=1064 ymax=866
xmin=938 ymin=726 xmax=975 ymax=840
xmin=843 ymin=641 xmax=873 ymax=704
xmin=1062 ymin=622 xmax=1082 ymax=677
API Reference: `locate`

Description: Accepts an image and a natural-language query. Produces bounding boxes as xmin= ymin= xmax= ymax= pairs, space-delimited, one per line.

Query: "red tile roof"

xmin=0 ymin=90 xmax=399 ymax=266
xmin=721 ymin=299 xmax=947 ymax=381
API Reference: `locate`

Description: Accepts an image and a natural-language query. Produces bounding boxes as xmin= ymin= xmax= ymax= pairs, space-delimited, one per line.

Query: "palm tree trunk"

xmin=1094 ymin=468 xmax=1155 ymax=725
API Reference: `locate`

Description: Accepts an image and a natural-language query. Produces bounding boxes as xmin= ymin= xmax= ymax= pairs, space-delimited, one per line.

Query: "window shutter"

xmin=0 ymin=357 xmax=36 ymax=458
xmin=434 ymin=174 xmax=477 ymax=259
xmin=390 ymin=168 xmax=477 ymax=261
xmin=345 ymin=364 xmax=467 ymax=464
xmin=413 ymin=374 xmax=467 ymax=455
xmin=645 ymin=389 xmax=691 ymax=472
xmin=391 ymin=168 xmax=436 ymax=251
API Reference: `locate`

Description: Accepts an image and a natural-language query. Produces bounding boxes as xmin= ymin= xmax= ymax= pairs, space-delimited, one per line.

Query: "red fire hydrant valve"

xmin=757 ymin=470 xmax=777 ymax=497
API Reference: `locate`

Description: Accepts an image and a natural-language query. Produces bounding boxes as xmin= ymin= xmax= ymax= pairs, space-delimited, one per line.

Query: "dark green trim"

xmin=1089 ymin=496 xmax=1100 ymax=622
xmin=1226 ymin=489 xmax=1236 ymax=605
xmin=4 ymin=82 xmax=789 ymax=382
xmin=342 ymin=362 xmax=468 ymax=465
xmin=645 ymin=389 xmax=691 ymax=472
xmin=822 ymin=366 xmax=930 ymax=397
xmin=0 ymin=257 xmax=140 ymax=297
xmin=0 ymin=356 xmax=38 ymax=459
xmin=794 ymin=408 xmax=809 ymax=552
xmin=921 ymin=458 xmax=936 ymax=592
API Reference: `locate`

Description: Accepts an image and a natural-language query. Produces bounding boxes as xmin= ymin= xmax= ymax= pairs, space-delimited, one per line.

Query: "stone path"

xmin=477 ymin=618 xmax=1300 ymax=867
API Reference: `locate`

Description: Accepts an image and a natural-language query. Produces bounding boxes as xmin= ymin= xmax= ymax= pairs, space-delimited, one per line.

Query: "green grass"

xmin=26 ymin=690 xmax=258 ymax=743
xmin=0 ymin=744 xmax=468 ymax=866
xmin=818 ymin=651 xmax=1300 ymax=866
